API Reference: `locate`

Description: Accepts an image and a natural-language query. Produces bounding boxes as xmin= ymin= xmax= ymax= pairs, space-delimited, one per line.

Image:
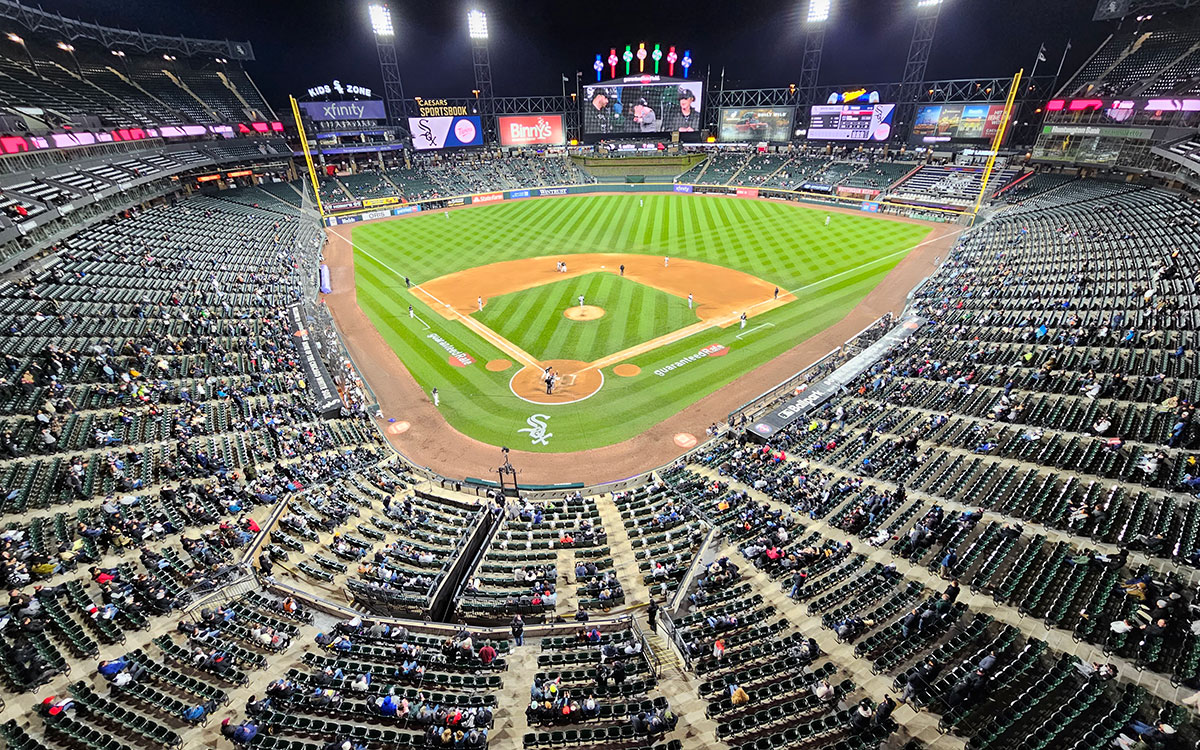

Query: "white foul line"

xmin=343 ymin=234 xmax=542 ymax=370
xmin=736 ymin=322 xmax=775 ymax=340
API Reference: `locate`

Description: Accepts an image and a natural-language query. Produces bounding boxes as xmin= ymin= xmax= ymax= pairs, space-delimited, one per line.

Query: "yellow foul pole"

xmin=289 ymin=95 xmax=327 ymax=219
xmin=972 ymin=68 xmax=1022 ymax=217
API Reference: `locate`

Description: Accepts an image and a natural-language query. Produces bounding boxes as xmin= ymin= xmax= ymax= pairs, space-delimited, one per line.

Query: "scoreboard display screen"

xmin=582 ymin=77 xmax=704 ymax=135
xmin=911 ymin=103 xmax=1008 ymax=144
xmin=807 ymin=103 xmax=895 ymax=141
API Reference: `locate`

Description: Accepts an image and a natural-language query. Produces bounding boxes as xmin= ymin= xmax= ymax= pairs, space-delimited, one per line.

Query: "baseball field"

xmin=345 ymin=193 xmax=932 ymax=452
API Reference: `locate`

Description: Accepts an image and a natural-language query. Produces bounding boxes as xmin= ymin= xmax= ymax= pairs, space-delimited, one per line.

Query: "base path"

xmin=417 ymin=252 xmax=795 ymax=326
xmin=322 ymin=196 xmax=962 ymax=484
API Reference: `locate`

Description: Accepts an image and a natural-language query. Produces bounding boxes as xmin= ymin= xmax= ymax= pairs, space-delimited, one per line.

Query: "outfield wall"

xmin=321 ymin=182 xmax=967 ymax=227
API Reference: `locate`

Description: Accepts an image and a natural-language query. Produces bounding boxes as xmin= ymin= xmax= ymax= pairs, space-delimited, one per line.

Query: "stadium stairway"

xmin=685 ymin=463 xmax=1196 ymax=712
xmin=594 ymin=496 xmax=655 ymax=609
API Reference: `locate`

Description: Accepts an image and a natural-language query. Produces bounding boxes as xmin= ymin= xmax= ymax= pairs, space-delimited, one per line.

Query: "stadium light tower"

xmin=798 ymin=0 xmax=831 ymax=108
xmin=6 ymin=33 xmax=37 ymax=74
xmin=468 ymin=9 xmax=496 ymax=144
xmin=369 ymin=3 xmax=408 ymax=130
xmin=897 ymin=0 xmax=946 ymax=140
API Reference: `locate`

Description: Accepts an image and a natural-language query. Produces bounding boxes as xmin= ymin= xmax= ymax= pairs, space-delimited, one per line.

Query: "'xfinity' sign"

xmin=299 ymin=100 xmax=386 ymax=121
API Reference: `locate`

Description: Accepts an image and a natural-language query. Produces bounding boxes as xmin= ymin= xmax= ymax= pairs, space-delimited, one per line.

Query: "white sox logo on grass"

xmin=518 ymin=414 xmax=553 ymax=446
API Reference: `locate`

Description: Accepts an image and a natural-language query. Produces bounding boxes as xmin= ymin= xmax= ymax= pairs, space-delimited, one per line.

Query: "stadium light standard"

xmin=7 ymin=33 xmax=37 ymax=74
xmin=468 ymin=9 xmax=495 ymax=144
xmin=368 ymin=3 xmax=408 ymax=130
xmin=57 ymin=42 xmax=82 ymax=77
xmin=798 ymin=0 xmax=830 ymax=109
xmin=110 ymin=49 xmax=131 ymax=77
xmin=897 ymin=0 xmax=947 ymax=140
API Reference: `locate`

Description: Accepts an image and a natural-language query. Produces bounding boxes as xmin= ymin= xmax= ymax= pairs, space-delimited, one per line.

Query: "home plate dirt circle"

xmin=486 ymin=359 xmax=512 ymax=372
xmin=613 ymin=364 xmax=641 ymax=377
xmin=563 ymin=305 xmax=606 ymax=321
xmin=510 ymin=359 xmax=604 ymax=405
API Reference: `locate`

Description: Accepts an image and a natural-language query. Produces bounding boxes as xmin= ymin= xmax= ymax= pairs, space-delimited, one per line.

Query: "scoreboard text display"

xmin=807 ymin=103 xmax=895 ymax=141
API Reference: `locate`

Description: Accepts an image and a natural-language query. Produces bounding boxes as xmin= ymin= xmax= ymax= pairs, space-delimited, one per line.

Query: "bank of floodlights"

xmin=807 ymin=0 xmax=832 ymax=24
xmin=369 ymin=4 xmax=394 ymax=37
xmin=468 ymin=9 xmax=488 ymax=40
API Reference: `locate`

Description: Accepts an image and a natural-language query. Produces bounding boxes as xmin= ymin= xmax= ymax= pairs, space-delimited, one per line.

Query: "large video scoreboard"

xmin=807 ymin=103 xmax=895 ymax=141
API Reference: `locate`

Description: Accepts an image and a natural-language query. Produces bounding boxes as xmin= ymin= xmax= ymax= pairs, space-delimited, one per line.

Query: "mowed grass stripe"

xmin=472 ymin=272 xmax=699 ymax=362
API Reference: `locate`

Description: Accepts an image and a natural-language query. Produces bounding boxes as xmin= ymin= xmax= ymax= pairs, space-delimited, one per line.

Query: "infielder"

xmin=740 ymin=312 xmax=747 ymax=329
xmin=688 ymin=293 xmax=693 ymax=309
xmin=432 ymin=388 xmax=439 ymax=407
xmin=664 ymin=256 xmax=669 ymax=268
xmin=578 ymin=294 xmax=585 ymax=308
xmin=409 ymin=305 xmax=414 ymax=319
xmin=477 ymin=296 xmax=483 ymax=311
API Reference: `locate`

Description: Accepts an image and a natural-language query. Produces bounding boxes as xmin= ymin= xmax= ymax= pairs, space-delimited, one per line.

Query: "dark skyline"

xmin=33 ymin=0 xmax=1122 ymax=110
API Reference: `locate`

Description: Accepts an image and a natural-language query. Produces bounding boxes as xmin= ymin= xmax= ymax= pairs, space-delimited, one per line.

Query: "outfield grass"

xmin=472 ymin=272 xmax=699 ymax=363
xmin=350 ymin=194 xmax=932 ymax=452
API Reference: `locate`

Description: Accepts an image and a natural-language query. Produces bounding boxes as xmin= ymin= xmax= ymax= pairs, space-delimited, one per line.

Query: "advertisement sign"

xmin=1041 ymin=124 xmax=1154 ymax=139
xmin=362 ymin=196 xmax=401 ymax=208
xmin=673 ymin=184 xmax=694 ymax=193
xmin=539 ymin=187 xmax=568 ymax=196
xmin=719 ymin=107 xmax=795 ymax=143
xmin=802 ymin=183 xmax=834 ymax=194
xmin=507 ymin=189 xmax=532 ymax=199
xmin=444 ymin=197 xmax=469 ymax=207
xmin=288 ymin=305 xmax=343 ymax=417
xmin=751 ymin=317 xmax=924 ymax=438
xmin=838 ymin=186 xmax=882 ymax=199
xmin=473 ymin=192 xmax=504 ymax=204
xmin=498 ymin=114 xmax=566 ymax=146
xmin=393 ymin=205 xmax=420 ymax=216
xmin=326 ymin=199 xmax=362 ymax=211
xmin=912 ymin=103 xmax=1007 ymax=143
xmin=735 ymin=187 xmax=759 ymax=198
xmin=299 ymin=100 xmax=386 ymax=121
xmin=408 ymin=116 xmax=484 ymax=150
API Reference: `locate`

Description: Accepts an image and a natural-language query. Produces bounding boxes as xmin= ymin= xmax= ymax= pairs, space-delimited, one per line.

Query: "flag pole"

xmin=1053 ymin=40 xmax=1072 ymax=94
xmin=1029 ymin=43 xmax=1045 ymax=82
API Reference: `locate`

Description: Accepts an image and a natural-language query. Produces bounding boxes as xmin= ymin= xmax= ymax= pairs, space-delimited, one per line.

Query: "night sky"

xmin=38 ymin=0 xmax=1117 ymax=108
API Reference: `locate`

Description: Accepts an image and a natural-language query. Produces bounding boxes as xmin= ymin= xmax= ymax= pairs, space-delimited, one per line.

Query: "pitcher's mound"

xmin=564 ymin=305 xmax=606 ymax=321
xmin=511 ymin=359 xmax=604 ymax=405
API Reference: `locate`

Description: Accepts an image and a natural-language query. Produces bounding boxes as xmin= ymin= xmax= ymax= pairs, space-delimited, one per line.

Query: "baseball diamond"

xmin=333 ymin=193 xmax=938 ymax=453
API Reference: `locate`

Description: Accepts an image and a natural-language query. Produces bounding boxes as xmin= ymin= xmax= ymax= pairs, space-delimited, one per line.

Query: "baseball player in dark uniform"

xmin=662 ymin=86 xmax=700 ymax=132
xmin=584 ymin=88 xmax=615 ymax=134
